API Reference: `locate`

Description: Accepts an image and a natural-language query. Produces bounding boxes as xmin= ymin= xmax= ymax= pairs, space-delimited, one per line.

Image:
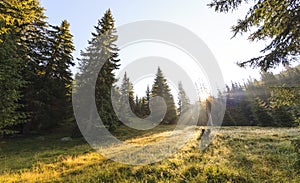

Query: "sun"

xmin=199 ymin=91 xmax=210 ymax=101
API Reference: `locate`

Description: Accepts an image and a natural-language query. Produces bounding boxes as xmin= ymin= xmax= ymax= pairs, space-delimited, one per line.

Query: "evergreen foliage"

xmin=208 ymin=0 xmax=300 ymax=71
xmin=0 ymin=33 xmax=25 ymax=135
xmin=77 ymin=9 xmax=120 ymax=131
xmin=218 ymin=66 xmax=300 ymax=127
xmin=151 ymin=67 xmax=178 ymax=124
xmin=178 ymin=81 xmax=190 ymax=116
xmin=0 ymin=0 xmax=75 ymax=135
xmin=118 ymin=72 xmax=135 ymax=122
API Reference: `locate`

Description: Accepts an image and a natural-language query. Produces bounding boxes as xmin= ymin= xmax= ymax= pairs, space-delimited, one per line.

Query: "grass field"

xmin=0 ymin=126 xmax=299 ymax=182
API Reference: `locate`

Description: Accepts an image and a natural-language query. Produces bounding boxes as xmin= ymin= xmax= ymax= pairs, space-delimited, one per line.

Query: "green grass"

xmin=0 ymin=126 xmax=299 ymax=182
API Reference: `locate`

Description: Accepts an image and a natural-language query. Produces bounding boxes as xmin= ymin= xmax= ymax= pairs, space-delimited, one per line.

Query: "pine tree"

xmin=0 ymin=0 xmax=44 ymax=42
xmin=222 ymin=83 xmax=253 ymax=126
xmin=17 ymin=0 xmax=50 ymax=134
xmin=0 ymin=33 xmax=25 ymax=135
xmin=140 ymin=97 xmax=149 ymax=117
xmin=47 ymin=20 xmax=75 ymax=92
xmin=119 ymin=72 xmax=135 ymax=122
xmin=151 ymin=67 xmax=178 ymax=124
xmin=252 ymin=98 xmax=274 ymax=127
xmin=209 ymin=0 xmax=300 ymax=71
xmin=145 ymin=85 xmax=151 ymax=115
xmin=77 ymin=9 xmax=120 ymax=130
xmin=178 ymin=81 xmax=190 ymax=116
xmin=35 ymin=20 xmax=75 ymax=130
xmin=0 ymin=0 xmax=47 ymax=134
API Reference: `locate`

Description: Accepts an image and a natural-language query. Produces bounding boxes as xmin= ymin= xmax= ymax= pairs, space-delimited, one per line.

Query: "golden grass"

xmin=0 ymin=126 xmax=299 ymax=182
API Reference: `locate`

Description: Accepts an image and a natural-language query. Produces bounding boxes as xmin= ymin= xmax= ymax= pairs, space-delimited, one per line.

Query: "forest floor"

xmin=0 ymin=126 xmax=299 ymax=182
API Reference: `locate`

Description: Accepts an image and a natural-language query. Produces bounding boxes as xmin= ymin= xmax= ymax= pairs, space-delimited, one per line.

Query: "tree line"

xmin=1 ymin=1 xmax=299 ymax=137
xmin=218 ymin=66 xmax=300 ymax=127
xmin=115 ymin=68 xmax=179 ymax=125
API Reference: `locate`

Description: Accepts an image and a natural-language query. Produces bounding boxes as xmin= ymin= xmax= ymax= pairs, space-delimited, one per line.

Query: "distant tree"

xmin=252 ymin=98 xmax=275 ymax=127
xmin=119 ymin=72 xmax=135 ymax=122
xmin=77 ymin=9 xmax=120 ymax=130
xmin=177 ymin=81 xmax=190 ymax=116
xmin=133 ymin=86 xmax=151 ymax=118
xmin=269 ymin=67 xmax=300 ymax=125
xmin=244 ymin=69 xmax=299 ymax=127
xmin=222 ymin=83 xmax=253 ymax=126
xmin=145 ymin=85 xmax=151 ymax=115
xmin=208 ymin=0 xmax=300 ymax=71
xmin=140 ymin=97 xmax=149 ymax=117
xmin=134 ymin=95 xmax=141 ymax=116
xmin=151 ymin=67 xmax=178 ymax=124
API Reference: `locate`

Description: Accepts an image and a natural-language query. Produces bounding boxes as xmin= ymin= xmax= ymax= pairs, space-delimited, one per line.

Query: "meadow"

xmin=0 ymin=126 xmax=299 ymax=182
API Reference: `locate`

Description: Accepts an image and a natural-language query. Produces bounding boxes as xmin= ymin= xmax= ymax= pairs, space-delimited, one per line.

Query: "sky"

xmin=39 ymin=0 xmax=283 ymax=98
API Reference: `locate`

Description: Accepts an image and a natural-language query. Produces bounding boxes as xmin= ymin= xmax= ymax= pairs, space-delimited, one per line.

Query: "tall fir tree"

xmin=151 ymin=67 xmax=178 ymax=124
xmin=77 ymin=9 xmax=120 ymax=130
xmin=140 ymin=97 xmax=149 ymax=117
xmin=35 ymin=20 xmax=75 ymax=130
xmin=177 ymin=81 xmax=190 ymax=116
xmin=18 ymin=0 xmax=50 ymax=134
xmin=119 ymin=72 xmax=135 ymax=122
xmin=145 ymin=85 xmax=151 ymax=116
xmin=0 ymin=0 xmax=48 ymax=134
xmin=134 ymin=95 xmax=142 ymax=117
xmin=0 ymin=33 xmax=25 ymax=135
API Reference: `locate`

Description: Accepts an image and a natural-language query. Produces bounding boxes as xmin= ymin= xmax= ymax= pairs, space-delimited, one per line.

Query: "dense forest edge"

xmin=0 ymin=1 xmax=299 ymax=138
xmin=0 ymin=0 xmax=299 ymax=182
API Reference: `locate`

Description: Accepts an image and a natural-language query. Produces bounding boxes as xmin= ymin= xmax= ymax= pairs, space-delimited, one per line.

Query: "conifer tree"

xmin=208 ymin=0 xmax=300 ymax=71
xmin=18 ymin=0 xmax=50 ymax=134
xmin=151 ymin=67 xmax=178 ymax=124
xmin=0 ymin=34 xmax=25 ymax=135
xmin=119 ymin=72 xmax=135 ymax=122
xmin=0 ymin=0 xmax=48 ymax=134
xmin=178 ymin=81 xmax=190 ymax=116
xmin=144 ymin=85 xmax=151 ymax=116
xmin=252 ymin=98 xmax=274 ymax=127
xmin=134 ymin=96 xmax=142 ymax=117
xmin=77 ymin=9 xmax=120 ymax=130
xmin=35 ymin=20 xmax=75 ymax=129
xmin=140 ymin=97 xmax=149 ymax=117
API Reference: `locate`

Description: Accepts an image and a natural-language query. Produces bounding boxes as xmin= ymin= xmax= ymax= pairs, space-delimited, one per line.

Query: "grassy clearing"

xmin=0 ymin=126 xmax=299 ymax=182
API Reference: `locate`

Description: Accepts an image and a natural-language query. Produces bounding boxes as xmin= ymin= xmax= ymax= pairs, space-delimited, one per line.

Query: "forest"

xmin=0 ymin=2 xmax=299 ymax=135
xmin=0 ymin=0 xmax=299 ymax=182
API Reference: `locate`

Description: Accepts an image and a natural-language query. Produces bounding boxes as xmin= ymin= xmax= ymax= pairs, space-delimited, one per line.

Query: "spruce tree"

xmin=47 ymin=20 xmax=75 ymax=91
xmin=18 ymin=0 xmax=50 ymax=134
xmin=209 ymin=0 xmax=300 ymax=71
xmin=178 ymin=81 xmax=190 ymax=116
xmin=0 ymin=0 xmax=47 ymax=134
xmin=119 ymin=72 xmax=135 ymax=122
xmin=151 ymin=67 xmax=178 ymax=124
xmin=145 ymin=85 xmax=151 ymax=115
xmin=140 ymin=97 xmax=149 ymax=117
xmin=252 ymin=98 xmax=274 ymax=127
xmin=35 ymin=20 xmax=75 ymax=129
xmin=134 ymin=95 xmax=142 ymax=117
xmin=0 ymin=34 xmax=25 ymax=135
xmin=77 ymin=9 xmax=120 ymax=130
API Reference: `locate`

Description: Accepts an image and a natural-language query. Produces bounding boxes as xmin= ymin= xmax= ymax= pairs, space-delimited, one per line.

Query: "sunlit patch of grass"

xmin=0 ymin=126 xmax=299 ymax=182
